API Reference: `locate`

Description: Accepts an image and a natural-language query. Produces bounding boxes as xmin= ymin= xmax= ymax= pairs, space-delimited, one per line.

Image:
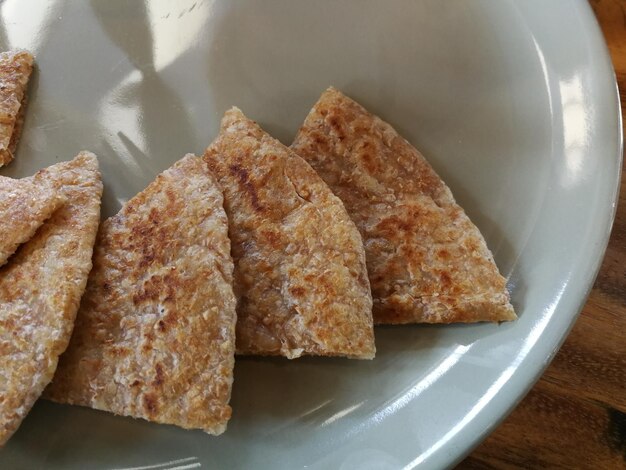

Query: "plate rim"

xmin=444 ymin=3 xmax=624 ymax=467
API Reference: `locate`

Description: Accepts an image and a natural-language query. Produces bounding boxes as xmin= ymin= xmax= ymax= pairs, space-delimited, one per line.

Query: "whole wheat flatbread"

xmin=45 ymin=155 xmax=237 ymax=435
xmin=0 ymin=176 xmax=66 ymax=267
xmin=0 ymin=50 xmax=33 ymax=167
xmin=291 ymin=88 xmax=516 ymax=324
xmin=204 ymin=108 xmax=375 ymax=359
xmin=0 ymin=152 xmax=102 ymax=446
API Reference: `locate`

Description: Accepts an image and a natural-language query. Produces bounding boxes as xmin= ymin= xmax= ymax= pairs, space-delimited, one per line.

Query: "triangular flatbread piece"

xmin=0 ymin=50 xmax=33 ymax=167
xmin=45 ymin=155 xmax=237 ymax=435
xmin=0 ymin=152 xmax=102 ymax=446
xmin=204 ymin=108 xmax=375 ymax=359
xmin=291 ymin=88 xmax=516 ymax=324
xmin=0 ymin=175 xmax=66 ymax=267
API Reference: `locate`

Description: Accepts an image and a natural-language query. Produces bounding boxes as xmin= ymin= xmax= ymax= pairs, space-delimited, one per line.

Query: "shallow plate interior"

xmin=0 ymin=1 xmax=621 ymax=469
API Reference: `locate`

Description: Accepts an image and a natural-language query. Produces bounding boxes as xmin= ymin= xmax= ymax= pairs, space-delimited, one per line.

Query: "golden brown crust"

xmin=45 ymin=155 xmax=237 ymax=435
xmin=291 ymin=88 xmax=516 ymax=324
xmin=0 ymin=176 xmax=66 ymax=267
xmin=204 ymin=108 xmax=375 ymax=359
xmin=0 ymin=152 xmax=102 ymax=446
xmin=0 ymin=50 xmax=33 ymax=167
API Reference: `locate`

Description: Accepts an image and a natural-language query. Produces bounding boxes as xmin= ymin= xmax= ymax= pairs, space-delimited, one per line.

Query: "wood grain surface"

xmin=460 ymin=1 xmax=626 ymax=468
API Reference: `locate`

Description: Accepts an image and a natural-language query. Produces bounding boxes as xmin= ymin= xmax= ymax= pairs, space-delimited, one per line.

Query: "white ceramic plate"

xmin=0 ymin=1 xmax=621 ymax=469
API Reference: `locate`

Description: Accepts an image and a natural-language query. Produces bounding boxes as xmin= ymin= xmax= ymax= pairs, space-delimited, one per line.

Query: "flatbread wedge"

xmin=0 ymin=152 xmax=102 ymax=446
xmin=0 ymin=50 xmax=34 ymax=167
xmin=0 ymin=175 xmax=66 ymax=267
xmin=291 ymin=87 xmax=516 ymax=324
xmin=45 ymin=155 xmax=237 ymax=436
xmin=204 ymin=107 xmax=375 ymax=359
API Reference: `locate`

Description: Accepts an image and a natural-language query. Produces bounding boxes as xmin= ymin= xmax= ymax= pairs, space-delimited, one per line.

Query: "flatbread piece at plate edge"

xmin=204 ymin=107 xmax=375 ymax=359
xmin=0 ymin=50 xmax=34 ymax=167
xmin=45 ymin=155 xmax=237 ymax=436
xmin=291 ymin=87 xmax=516 ymax=324
xmin=0 ymin=152 xmax=102 ymax=446
xmin=0 ymin=175 xmax=66 ymax=267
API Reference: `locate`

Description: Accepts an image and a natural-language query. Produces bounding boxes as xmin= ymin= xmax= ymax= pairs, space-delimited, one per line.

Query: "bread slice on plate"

xmin=0 ymin=152 xmax=102 ymax=446
xmin=45 ymin=155 xmax=237 ymax=436
xmin=0 ymin=175 xmax=66 ymax=267
xmin=204 ymin=107 xmax=375 ymax=359
xmin=0 ymin=50 xmax=34 ymax=167
xmin=291 ymin=87 xmax=516 ymax=324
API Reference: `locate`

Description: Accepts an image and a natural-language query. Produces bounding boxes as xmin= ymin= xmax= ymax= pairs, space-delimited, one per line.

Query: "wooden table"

xmin=461 ymin=1 xmax=626 ymax=468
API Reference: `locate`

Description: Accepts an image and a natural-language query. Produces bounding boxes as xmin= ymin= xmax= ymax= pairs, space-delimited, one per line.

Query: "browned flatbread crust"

xmin=0 ymin=152 xmax=102 ymax=446
xmin=291 ymin=88 xmax=516 ymax=324
xmin=0 ymin=50 xmax=33 ymax=167
xmin=45 ymin=155 xmax=237 ymax=435
xmin=204 ymin=108 xmax=375 ymax=359
xmin=0 ymin=176 xmax=66 ymax=267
